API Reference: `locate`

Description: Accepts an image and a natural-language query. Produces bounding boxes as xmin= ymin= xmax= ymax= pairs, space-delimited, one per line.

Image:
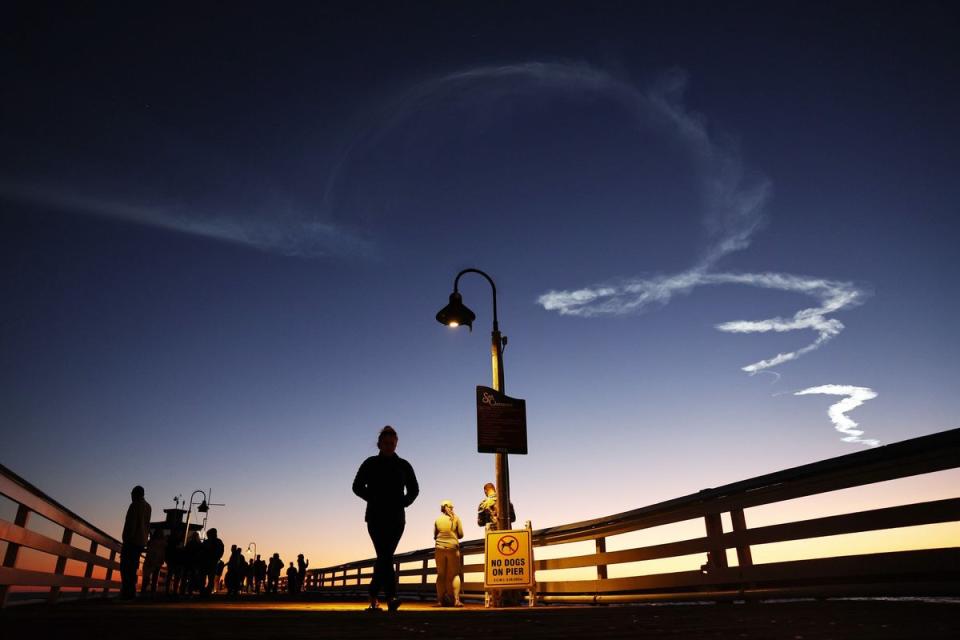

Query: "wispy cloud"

xmin=794 ymin=385 xmax=881 ymax=447
xmin=0 ymin=183 xmax=373 ymax=259
xmin=539 ymin=271 xmax=866 ymax=374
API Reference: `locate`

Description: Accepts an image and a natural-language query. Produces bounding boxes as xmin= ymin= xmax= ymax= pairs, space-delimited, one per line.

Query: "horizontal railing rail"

xmin=305 ymin=427 xmax=960 ymax=603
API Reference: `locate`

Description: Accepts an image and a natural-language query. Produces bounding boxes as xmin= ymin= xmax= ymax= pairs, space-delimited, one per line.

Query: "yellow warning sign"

xmin=484 ymin=528 xmax=534 ymax=588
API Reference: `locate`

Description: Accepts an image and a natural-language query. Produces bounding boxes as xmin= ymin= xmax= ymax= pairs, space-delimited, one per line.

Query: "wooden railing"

xmin=0 ymin=463 xmax=124 ymax=607
xmin=306 ymin=427 xmax=960 ymax=603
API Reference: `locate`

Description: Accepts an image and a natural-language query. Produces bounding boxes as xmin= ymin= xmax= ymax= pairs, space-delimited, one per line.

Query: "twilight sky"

xmin=1 ymin=2 xmax=958 ymax=569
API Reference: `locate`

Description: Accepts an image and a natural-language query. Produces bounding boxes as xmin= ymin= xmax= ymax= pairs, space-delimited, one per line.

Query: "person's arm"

xmin=455 ymin=516 xmax=464 ymax=539
xmin=402 ymin=461 xmax=419 ymax=507
xmin=434 ymin=521 xmax=440 ymax=541
xmin=352 ymin=459 xmax=370 ymax=500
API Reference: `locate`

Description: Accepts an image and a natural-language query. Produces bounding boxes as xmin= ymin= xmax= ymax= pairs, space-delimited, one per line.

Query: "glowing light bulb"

xmin=448 ymin=321 xmax=459 ymax=328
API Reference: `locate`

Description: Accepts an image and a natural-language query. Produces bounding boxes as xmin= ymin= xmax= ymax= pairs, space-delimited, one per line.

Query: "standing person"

xmin=140 ymin=529 xmax=166 ymax=596
xmin=434 ymin=500 xmax=464 ymax=607
xmin=226 ymin=545 xmax=244 ymax=597
xmin=297 ymin=554 xmax=309 ymax=592
xmin=476 ymin=482 xmax=516 ymax=530
xmin=286 ymin=562 xmax=299 ymax=594
xmin=352 ymin=425 xmax=419 ymax=612
xmin=120 ymin=485 xmax=152 ymax=600
xmin=201 ymin=528 xmax=224 ymax=595
xmin=267 ymin=553 xmax=283 ymax=594
xmin=253 ymin=555 xmax=266 ymax=594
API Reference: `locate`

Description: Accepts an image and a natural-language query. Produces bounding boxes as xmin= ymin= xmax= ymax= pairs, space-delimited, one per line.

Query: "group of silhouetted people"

xmin=120 ymin=485 xmax=309 ymax=601
xmin=121 ymin=423 xmax=513 ymax=609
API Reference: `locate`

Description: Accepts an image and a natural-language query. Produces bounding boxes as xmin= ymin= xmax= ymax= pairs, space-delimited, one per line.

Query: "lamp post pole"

xmin=439 ymin=268 xmax=511 ymax=532
xmin=183 ymin=489 xmax=208 ymax=545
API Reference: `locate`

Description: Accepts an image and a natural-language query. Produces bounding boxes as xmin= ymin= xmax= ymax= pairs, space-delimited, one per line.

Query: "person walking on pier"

xmin=120 ymin=485 xmax=152 ymax=600
xmin=286 ymin=562 xmax=299 ymax=594
xmin=434 ymin=499 xmax=464 ymax=607
xmin=352 ymin=425 xmax=419 ymax=612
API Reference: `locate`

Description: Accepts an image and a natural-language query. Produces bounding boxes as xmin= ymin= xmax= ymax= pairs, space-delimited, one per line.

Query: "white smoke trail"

xmin=539 ymin=271 xmax=866 ymax=374
xmin=0 ymin=183 xmax=373 ymax=259
xmin=794 ymin=385 xmax=881 ymax=447
xmin=322 ymin=62 xmax=771 ymax=267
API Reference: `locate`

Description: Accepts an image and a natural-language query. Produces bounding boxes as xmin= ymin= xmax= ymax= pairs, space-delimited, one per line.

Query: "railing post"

xmin=595 ymin=536 xmax=608 ymax=580
xmin=730 ymin=508 xmax=753 ymax=567
xmin=0 ymin=504 xmax=31 ymax=609
xmin=102 ymin=549 xmax=117 ymax=598
xmin=356 ymin=566 xmax=361 ymax=586
xmin=80 ymin=541 xmax=98 ymax=599
xmin=703 ymin=512 xmax=729 ymax=570
xmin=47 ymin=529 xmax=73 ymax=604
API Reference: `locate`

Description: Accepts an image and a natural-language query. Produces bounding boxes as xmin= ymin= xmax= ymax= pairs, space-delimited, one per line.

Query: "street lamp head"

xmin=197 ymin=500 xmax=209 ymax=513
xmin=436 ymin=291 xmax=476 ymax=332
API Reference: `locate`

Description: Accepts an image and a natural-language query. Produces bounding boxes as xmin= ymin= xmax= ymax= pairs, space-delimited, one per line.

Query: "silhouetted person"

xmin=297 ymin=554 xmax=309 ymax=592
xmin=215 ymin=559 xmax=225 ymax=592
xmin=201 ymin=528 xmax=224 ymax=595
xmin=141 ymin=529 xmax=166 ymax=596
xmin=352 ymin=425 xmax=419 ymax=612
xmin=476 ymin=482 xmax=515 ymax=530
xmin=246 ymin=558 xmax=255 ymax=593
xmin=253 ymin=555 xmax=266 ymax=594
xmin=163 ymin=534 xmax=184 ymax=595
xmin=226 ymin=545 xmax=244 ymax=597
xmin=120 ymin=485 xmax=152 ymax=600
xmin=181 ymin=531 xmax=203 ymax=595
xmin=286 ymin=562 xmax=298 ymax=594
xmin=267 ymin=553 xmax=283 ymax=594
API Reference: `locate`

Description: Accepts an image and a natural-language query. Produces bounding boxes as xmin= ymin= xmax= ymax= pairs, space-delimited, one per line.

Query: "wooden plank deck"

xmin=2 ymin=597 xmax=958 ymax=639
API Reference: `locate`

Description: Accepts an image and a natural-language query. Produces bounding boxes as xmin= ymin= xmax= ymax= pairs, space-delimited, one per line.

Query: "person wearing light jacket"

xmin=434 ymin=499 xmax=464 ymax=607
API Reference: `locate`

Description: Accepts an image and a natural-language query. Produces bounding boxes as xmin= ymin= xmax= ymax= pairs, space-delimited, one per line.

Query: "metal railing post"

xmin=102 ymin=549 xmax=117 ymax=598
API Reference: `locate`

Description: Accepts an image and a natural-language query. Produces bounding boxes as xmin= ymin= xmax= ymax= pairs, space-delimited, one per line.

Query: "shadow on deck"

xmin=2 ymin=596 xmax=958 ymax=639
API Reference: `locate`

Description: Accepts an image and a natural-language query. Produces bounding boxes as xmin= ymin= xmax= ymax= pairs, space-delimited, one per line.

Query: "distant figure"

xmin=215 ymin=559 xmax=226 ymax=592
xmin=141 ymin=529 xmax=166 ymax=596
xmin=181 ymin=531 xmax=203 ymax=595
xmin=226 ymin=545 xmax=244 ymax=597
xmin=434 ymin=499 xmax=464 ymax=607
xmin=297 ymin=554 xmax=309 ymax=592
xmin=201 ymin=528 xmax=224 ymax=595
xmin=477 ymin=482 xmax=516 ymax=530
xmin=267 ymin=553 xmax=283 ymax=594
xmin=352 ymin=425 xmax=419 ymax=612
xmin=286 ymin=562 xmax=299 ymax=594
xmin=253 ymin=554 xmax=266 ymax=594
xmin=246 ymin=558 xmax=255 ymax=593
xmin=120 ymin=485 xmax=152 ymax=600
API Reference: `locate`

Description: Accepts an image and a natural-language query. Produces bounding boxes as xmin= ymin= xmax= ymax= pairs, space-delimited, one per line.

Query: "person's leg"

xmin=434 ymin=549 xmax=445 ymax=604
xmin=382 ymin=521 xmax=405 ymax=603
xmin=366 ymin=523 xmax=384 ymax=606
xmin=120 ymin=543 xmax=138 ymax=599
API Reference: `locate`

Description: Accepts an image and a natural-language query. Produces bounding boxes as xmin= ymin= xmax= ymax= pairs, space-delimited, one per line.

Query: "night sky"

xmin=2 ymin=2 xmax=958 ymax=568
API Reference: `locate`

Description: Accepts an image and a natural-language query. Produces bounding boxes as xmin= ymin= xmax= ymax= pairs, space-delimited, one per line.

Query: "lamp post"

xmin=183 ymin=489 xmax=209 ymax=545
xmin=247 ymin=542 xmax=257 ymax=558
xmin=436 ymin=268 xmax=511 ymax=531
